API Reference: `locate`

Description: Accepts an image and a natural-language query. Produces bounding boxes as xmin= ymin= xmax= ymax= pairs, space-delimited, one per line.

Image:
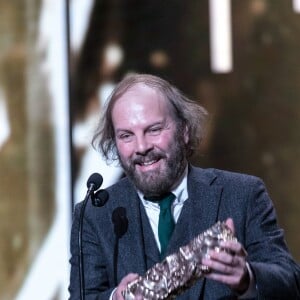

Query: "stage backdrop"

xmin=0 ymin=1 xmax=299 ymax=299
xmin=0 ymin=1 xmax=71 ymax=299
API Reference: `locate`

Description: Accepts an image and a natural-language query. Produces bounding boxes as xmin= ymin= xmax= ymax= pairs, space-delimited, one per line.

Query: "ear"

xmin=183 ymin=125 xmax=189 ymax=144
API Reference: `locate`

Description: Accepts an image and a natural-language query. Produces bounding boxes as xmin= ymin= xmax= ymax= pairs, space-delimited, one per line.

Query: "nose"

xmin=135 ymin=135 xmax=153 ymax=155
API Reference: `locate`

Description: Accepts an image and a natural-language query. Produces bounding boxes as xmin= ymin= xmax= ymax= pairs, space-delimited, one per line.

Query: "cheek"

xmin=116 ymin=142 xmax=133 ymax=159
xmin=160 ymin=140 xmax=171 ymax=151
xmin=157 ymin=132 xmax=177 ymax=149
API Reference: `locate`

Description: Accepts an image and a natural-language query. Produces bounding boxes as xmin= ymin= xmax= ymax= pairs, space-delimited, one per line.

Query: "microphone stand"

xmin=77 ymin=173 xmax=107 ymax=300
xmin=78 ymin=184 xmax=95 ymax=300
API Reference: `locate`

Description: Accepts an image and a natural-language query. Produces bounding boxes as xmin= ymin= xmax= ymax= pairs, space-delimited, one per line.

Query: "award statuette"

xmin=123 ymin=221 xmax=237 ymax=300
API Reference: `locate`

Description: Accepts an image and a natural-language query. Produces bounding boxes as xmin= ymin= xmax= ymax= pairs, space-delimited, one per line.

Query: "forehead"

xmin=112 ymin=83 xmax=171 ymax=116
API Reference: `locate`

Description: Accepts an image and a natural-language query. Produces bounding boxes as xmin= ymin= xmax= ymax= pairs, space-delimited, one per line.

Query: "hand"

xmin=112 ymin=273 xmax=139 ymax=300
xmin=201 ymin=218 xmax=250 ymax=295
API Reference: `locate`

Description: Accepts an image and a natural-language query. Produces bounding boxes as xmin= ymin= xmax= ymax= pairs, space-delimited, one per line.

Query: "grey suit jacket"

xmin=69 ymin=166 xmax=300 ymax=299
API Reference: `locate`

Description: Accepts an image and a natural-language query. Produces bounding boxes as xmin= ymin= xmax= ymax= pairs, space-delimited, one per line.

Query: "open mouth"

xmin=138 ymin=159 xmax=159 ymax=166
xmin=135 ymin=158 xmax=162 ymax=171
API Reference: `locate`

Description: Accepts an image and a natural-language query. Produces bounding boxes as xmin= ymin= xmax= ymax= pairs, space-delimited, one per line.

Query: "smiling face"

xmin=112 ymin=83 xmax=189 ymax=197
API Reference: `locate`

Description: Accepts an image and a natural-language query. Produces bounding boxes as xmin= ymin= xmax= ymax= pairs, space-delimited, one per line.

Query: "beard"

xmin=118 ymin=136 xmax=188 ymax=198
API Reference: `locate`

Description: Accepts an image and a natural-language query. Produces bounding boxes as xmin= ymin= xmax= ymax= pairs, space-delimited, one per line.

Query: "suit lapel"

xmin=115 ymin=184 xmax=147 ymax=279
xmin=167 ymin=166 xmax=223 ymax=298
xmin=167 ymin=167 xmax=223 ymax=252
xmin=187 ymin=167 xmax=223 ymax=236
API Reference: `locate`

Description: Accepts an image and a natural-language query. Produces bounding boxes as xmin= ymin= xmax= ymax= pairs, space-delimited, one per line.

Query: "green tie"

xmin=158 ymin=193 xmax=176 ymax=259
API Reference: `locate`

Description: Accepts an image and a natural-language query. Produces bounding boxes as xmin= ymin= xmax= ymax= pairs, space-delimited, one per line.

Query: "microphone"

xmin=92 ymin=189 xmax=109 ymax=207
xmin=78 ymin=173 xmax=103 ymax=300
xmin=86 ymin=172 xmax=103 ymax=193
xmin=112 ymin=207 xmax=128 ymax=285
xmin=112 ymin=207 xmax=128 ymax=238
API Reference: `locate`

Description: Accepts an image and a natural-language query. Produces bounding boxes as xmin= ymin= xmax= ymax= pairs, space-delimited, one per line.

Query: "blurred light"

xmin=104 ymin=43 xmax=124 ymax=70
xmin=70 ymin=0 xmax=94 ymax=51
xmin=209 ymin=0 xmax=233 ymax=73
xmin=149 ymin=50 xmax=170 ymax=68
xmin=16 ymin=0 xmax=72 ymax=299
xmin=261 ymin=152 xmax=275 ymax=167
xmin=250 ymin=0 xmax=267 ymax=16
xmin=0 ymin=88 xmax=11 ymax=149
xmin=293 ymin=0 xmax=300 ymax=13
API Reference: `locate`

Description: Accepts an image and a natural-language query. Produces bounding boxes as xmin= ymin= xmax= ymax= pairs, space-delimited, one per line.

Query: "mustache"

xmin=132 ymin=151 xmax=167 ymax=165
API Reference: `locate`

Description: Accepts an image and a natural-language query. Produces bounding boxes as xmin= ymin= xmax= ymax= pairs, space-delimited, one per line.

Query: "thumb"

xmin=225 ymin=218 xmax=235 ymax=235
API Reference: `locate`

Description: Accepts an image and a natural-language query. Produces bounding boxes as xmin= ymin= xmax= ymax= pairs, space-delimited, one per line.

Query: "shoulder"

xmin=189 ymin=165 xmax=264 ymax=188
xmin=188 ymin=166 xmax=273 ymax=221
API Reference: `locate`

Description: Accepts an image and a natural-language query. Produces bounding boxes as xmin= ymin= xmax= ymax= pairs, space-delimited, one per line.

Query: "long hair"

xmin=92 ymin=73 xmax=208 ymax=162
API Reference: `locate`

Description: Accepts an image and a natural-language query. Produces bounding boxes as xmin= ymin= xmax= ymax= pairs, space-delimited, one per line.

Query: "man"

xmin=69 ymin=73 xmax=300 ymax=299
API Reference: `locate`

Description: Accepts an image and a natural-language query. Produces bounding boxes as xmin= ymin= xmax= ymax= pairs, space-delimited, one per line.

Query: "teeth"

xmin=142 ymin=160 xmax=156 ymax=166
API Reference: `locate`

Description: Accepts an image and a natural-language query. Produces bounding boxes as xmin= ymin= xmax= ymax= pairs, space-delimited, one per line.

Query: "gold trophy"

xmin=123 ymin=221 xmax=237 ymax=300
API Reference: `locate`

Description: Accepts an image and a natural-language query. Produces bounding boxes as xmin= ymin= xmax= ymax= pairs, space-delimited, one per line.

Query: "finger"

xmin=220 ymin=241 xmax=248 ymax=257
xmin=208 ymin=250 xmax=238 ymax=266
xmin=225 ymin=218 xmax=235 ymax=235
xmin=204 ymin=271 xmax=243 ymax=286
xmin=115 ymin=273 xmax=139 ymax=299
xmin=119 ymin=273 xmax=139 ymax=287
xmin=203 ymin=249 xmax=248 ymax=275
xmin=204 ymin=263 xmax=250 ymax=294
xmin=202 ymin=256 xmax=235 ymax=275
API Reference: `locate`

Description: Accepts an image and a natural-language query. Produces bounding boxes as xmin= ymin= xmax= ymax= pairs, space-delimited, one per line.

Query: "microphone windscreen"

xmin=93 ymin=189 xmax=109 ymax=207
xmin=112 ymin=207 xmax=128 ymax=238
xmin=87 ymin=173 xmax=103 ymax=190
xmin=112 ymin=207 xmax=126 ymax=222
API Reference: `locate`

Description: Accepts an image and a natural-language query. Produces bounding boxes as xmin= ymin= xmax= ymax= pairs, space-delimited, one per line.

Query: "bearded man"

xmin=69 ymin=73 xmax=300 ymax=300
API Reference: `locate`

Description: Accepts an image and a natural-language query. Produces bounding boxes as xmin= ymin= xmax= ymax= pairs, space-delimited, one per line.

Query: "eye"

xmin=117 ymin=132 xmax=133 ymax=142
xmin=148 ymin=126 xmax=162 ymax=135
